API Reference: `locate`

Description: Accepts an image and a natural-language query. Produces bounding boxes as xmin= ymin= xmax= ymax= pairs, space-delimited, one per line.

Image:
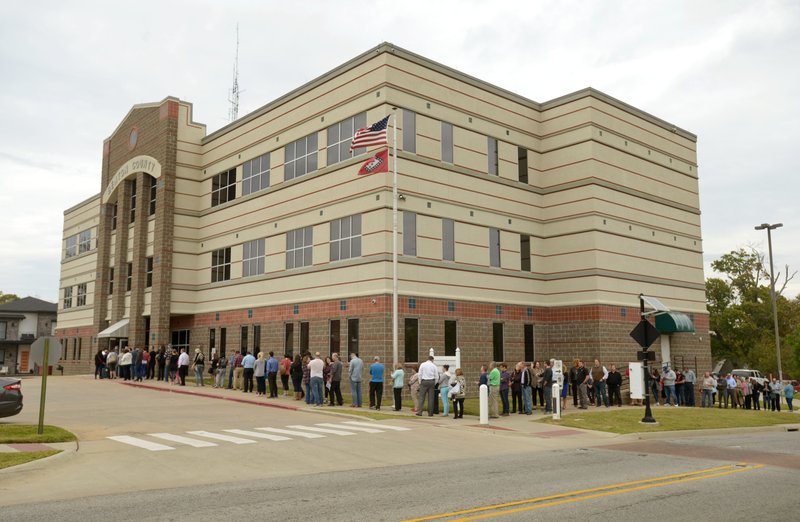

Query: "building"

xmin=0 ymin=297 xmax=57 ymax=374
xmin=56 ymin=43 xmax=710 ymax=382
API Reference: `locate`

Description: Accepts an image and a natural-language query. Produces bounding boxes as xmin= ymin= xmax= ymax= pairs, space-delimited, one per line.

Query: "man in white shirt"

xmin=177 ymin=348 xmax=190 ymax=386
xmin=307 ymin=354 xmax=325 ymax=406
xmin=416 ymin=356 xmax=438 ymax=417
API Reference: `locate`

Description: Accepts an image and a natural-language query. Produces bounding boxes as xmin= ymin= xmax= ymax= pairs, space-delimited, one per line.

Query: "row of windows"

xmin=110 ymin=177 xmax=157 ymax=231
xmin=62 ymin=283 xmax=87 ymax=309
xmin=65 ymin=229 xmax=94 ymax=258
xmin=105 ymin=257 xmax=153 ymax=296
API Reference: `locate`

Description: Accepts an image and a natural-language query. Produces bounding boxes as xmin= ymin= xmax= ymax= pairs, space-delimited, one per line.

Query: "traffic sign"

xmin=637 ymin=350 xmax=656 ymax=361
xmin=630 ymin=320 xmax=660 ymax=348
xmin=30 ymin=336 xmax=62 ymax=366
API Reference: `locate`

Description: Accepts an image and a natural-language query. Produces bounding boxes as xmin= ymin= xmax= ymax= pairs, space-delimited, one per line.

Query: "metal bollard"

xmin=552 ymin=383 xmax=561 ymax=420
xmin=479 ymin=384 xmax=489 ymax=424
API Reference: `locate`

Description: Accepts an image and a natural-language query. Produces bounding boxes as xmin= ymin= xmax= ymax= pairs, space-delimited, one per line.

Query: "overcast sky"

xmin=1 ymin=0 xmax=798 ymax=303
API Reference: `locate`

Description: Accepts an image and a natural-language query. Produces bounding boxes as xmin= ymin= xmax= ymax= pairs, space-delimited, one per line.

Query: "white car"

xmin=731 ymin=369 xmax=768 ymax=386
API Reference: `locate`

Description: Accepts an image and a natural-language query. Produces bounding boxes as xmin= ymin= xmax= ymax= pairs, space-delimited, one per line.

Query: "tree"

xmin=0 ymin=292 xmax=19 ymax=305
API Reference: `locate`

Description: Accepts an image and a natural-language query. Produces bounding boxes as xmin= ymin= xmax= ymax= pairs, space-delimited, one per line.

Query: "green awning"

xmin=655 ymin=312 xmax=694 ymax=333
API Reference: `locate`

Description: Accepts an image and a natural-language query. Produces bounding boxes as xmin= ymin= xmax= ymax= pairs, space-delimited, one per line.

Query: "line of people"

xmin=701 ymin=373 xmax=796 ymax=412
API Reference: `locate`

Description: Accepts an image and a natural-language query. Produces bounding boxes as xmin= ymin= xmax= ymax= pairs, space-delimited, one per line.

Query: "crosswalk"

xmin=107 ymin=421 xmax=411 ymax=451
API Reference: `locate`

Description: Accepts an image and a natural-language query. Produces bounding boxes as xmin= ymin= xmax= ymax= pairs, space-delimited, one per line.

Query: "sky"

xmin=1 ymin=0 xmax=798 ymax=303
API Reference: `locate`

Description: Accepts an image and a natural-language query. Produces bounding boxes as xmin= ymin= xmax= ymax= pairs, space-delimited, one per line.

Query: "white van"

xmin=731 ymin=369 xmax=767 ymax=386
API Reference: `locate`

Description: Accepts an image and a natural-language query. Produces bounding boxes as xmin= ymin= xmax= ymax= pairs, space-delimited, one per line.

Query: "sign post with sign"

xmin=630 ymin=295 xmax=666 ymax=424
xmin=30 ymin=336 xmax=61 ymax=435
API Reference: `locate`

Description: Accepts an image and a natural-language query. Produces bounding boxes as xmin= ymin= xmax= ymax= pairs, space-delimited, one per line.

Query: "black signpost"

xmin=630 ymin=294 xmax=661 ymax=423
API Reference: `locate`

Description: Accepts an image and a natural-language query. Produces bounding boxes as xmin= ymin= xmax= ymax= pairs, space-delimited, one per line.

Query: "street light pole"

xmin=754 ymin=223 xmax=783 ymax=382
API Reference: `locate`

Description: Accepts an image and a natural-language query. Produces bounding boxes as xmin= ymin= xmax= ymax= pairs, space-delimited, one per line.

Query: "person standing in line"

xmin=416 ymin=356 xmax=438 ymax=417
xmin=328 ymin=353 xmax=344 ymax=406
xmin=139 ymin=348 xmax=149 ymax=381
xmin=450 ymin=368 xmax=467 ymax=419
xmin=241 ymin=351 xmax=255 ymax=393
xmin=675 ymin=369 xmax=685 ymax=406
xmin=499 ymin=363 xmax=511 ymax=416
xmin=683 ymin=367 xmax=696 ymax=407
xmin=349 ymin=352 xmax=364 ymax=408
xmin=701 ymin=372 xmax=716 ymax=407
xmin=768 ymin=377 xmax=782 ymax=412
xmin=323 ymin=356 xmax=332 ymax=403
xmin=577 ymin=360 xmax=591 ymax=409
xmin=662 ymin=365 xmax=677 ymax=406
xmin=369 ymin=357 xmax=385 ymax=410
xmin=487 ymin=362 xmax=500 ymax=419
xmin=130 ymin=347 xmax=141 ymax=382
xmin=520 ymin=362 xmax=533 ymax=415
xmin=750 ymin=378 xmax=762 ymax=411
xmin=531 ymin=361 xmax=543 ymax=410
xmin=233 ymin=350 xmax=245 ymax=391
xmin=391 ymin=363 xmax=405 ymax=412
xmin=290 ymin=354 xmax=304 ymax=400
xmin=280 ymin=353 xmax=292 ymax=397
xmin=408 ymin=368 xmax=420 ymax=412
xmin=725 ymin=373 xmax=738 ymax=409
xmin=302 ymin=354 xmax=312 ymax=405
xmin=510 ymin=364 xmax=522 ymax=414
xmin=308 ymin=353 xmax=325 ymax=406
xmin=226 ymin=350 xmax=237 ymax=389
xmin=176 ymin=348 xmax=190 ymax=386
xmin=541 ymin=360 xmax=554 ymax=413
xmin=590 ymin=359 xmax=609 ymax=408
xmin=106 ymin=349 xmax=117 ymax=379
xmin=147 ymin=346 xmax=157 ymax=380
xmin=606 ymin=364 xmax=622 ymax=407
xmin=214 ymin=351 xmax=226 ymax=388
xmin=167 ymin=348 xmax=178 ymax=384
xmin=192 ymin=348 xmax=205 ymax=387
xmin=438 ymin=364 xmax=451 ymax=417
xmin=119 ymin=348 xmax=132 ymax=381
xmin=155 ymin=346 xmax=165 ymax=381
xmin=266 ymin=351 xmax=279 ymax=398
xmin=784 ymin=381 xmax=795 ymax=412
xmin=94 ymin=349 xmax=106 ymax=379
xmin=254 ymin=352 xmax=267 ymax=396
xmin=569 ymin=359 xmax=580 ymax=407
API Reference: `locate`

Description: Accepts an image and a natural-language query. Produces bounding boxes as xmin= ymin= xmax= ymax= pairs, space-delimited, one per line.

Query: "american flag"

xmin=350 ymin=115 xmax=390 ymax=153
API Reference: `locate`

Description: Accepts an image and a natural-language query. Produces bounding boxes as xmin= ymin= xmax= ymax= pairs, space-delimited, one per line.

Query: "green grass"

xmin=0 ymin=450 xmax=61 ymax=470
xmin=538 ymin=407 xmax=799 ymax=434
xmin=0 ymin=425 xmax=77 ymax=444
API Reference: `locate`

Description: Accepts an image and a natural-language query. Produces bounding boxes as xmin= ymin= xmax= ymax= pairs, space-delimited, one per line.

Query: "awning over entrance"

xmin=655 ymin=312 xmax=694 ymax=333
xmin=97 ymin=318 xmax=129 ymax=338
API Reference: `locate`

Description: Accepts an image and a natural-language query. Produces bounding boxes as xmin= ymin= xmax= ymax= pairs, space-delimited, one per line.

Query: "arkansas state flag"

xmin=357 ymin=149 xmax=389 ymax=176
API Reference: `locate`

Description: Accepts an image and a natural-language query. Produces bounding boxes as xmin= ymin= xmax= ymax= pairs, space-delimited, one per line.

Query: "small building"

xmin=0 ymin=297 xmax=57 ymax=374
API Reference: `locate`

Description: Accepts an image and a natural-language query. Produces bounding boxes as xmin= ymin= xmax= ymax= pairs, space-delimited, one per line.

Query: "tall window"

xmin=286 ymin=226 xmax=313 ymax=269
xmin=146 ymin=256 xmax=153 ymax=287
xmin=493 ymin=322 xmax=504 ymax=361
xmin=76 ymin=283 xmax=87 ymax=307
xmin=329 ymin=320 xmax=340 ymax=355
xmin=441 ymin=122 xmax=453 ymax=163
xmin=129 ymin=179 xmax=137 ymax=223
xmin=489 ymin=228 xmax=501 ymax=268
xmin=63 ymin=286 xmax=73 ymax=309
xmin=524 ymin=324 xmax=534 ymax=362
xmin=403 ymin=211 xmax=417 ymax=256
xmin=220 ymin=327 xmax=227 ymax=357
xmin=284 ymin=133 xmax=318 ymax=181
xmin=284 ymin=323 xmax=294 ymax=358
xmin=211 ymin=247 xmax=232 ymax=282
xmin=241 ymin=326 xmax=248 ymax=353
xmin=444 ymin=320 xmax=457 ymax=356
xmin=78 ymin=230 xmax=92 ymax=254
xmin=65 ymin=235 xmax=77 ymax=258
xmin=209 ymin=328 xmax=216 ymax=358
xmin=253 ymin=325 xmax=261 ymax=356
xmin=242 ymin=153 xmax=270 ymax=196
xmin=442 ymin=219 xmax=454 ymax=261
xmin=300 ymin=322 xmax=310 ymax=353
xmin=111 ymin=202 xmax=117 ymax=230
xmin=402 ymin=110 xmax=416 ymax=153
xmin=149 ymin=175 xmax=157 ymax=216
xmin=242 ymin=239 xmax=265 ymax=277
xmin=404 ymin=318 xmax=419 ymax=362
xmin=171 ymin=330 xmax=190 ymax=352
xmin=518 ymin=147 xmax=528 ymax=183
xmin=520 ymin=235 xmax=531 ymax=272
xmin=330 ymin=214 xmax=361 ymax=262
xmin=108 ymin=267 xmax=114 ymax=295
xmin=211 ymin=168 xmax=236 ymax=207
xmin=0 ymin=322 xmax=6 ymax=340
xmin=347 ymin=318 xmax=359 ymax=359
xmin=126 ymin=262 xmax=133 ymax=291
xmin=488 ymin=137 xmax=498 ymax=176
xmin=327 ymin=112 xmax=367 ymax=165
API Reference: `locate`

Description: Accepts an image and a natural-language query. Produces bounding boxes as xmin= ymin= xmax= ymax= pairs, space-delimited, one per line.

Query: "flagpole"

xmin=391 ymin=108 xmax=399 ymax=370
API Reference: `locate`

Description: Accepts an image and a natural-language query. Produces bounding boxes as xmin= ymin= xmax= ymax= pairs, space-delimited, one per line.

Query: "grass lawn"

xmin=0 ymin=425 xmax=77 ymax=444
xmin=538 ymin=407 xmax=799 ymax=434
xmin=0 ymin=450 xmax=61 ymax=470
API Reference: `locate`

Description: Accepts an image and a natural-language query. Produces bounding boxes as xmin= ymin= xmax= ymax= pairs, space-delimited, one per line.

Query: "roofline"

xmin=103 ymin=96 xmax=206 ymax=143
xmin=63 ymin=192 xmax=100 ymax=216
xmin=203 ymin=42 xmax=696 ymax=143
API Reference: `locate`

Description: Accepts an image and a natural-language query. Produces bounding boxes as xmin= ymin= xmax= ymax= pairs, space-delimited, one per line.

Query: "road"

xmin=1 ymin=376 xmax=798 ymax=521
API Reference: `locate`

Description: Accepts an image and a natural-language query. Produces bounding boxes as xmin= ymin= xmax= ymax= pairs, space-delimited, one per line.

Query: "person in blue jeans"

xmin=349 ymin=353 xmax=364 ymax=407
xmin=438 ymin=365 xmax=451 ymax=416
xmin=518 ymin=362 xmax=533 ymax=415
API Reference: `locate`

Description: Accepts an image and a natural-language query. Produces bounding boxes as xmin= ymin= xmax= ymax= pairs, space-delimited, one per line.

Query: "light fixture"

xmin=398 ymin=194 xmax=406 ymax=201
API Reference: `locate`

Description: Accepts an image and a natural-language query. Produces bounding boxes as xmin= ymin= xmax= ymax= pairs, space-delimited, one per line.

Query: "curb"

xmin=0 ymin=440 xmax=78 ymax=475
xmin=632 ymin=422 xmax=800 ymax=440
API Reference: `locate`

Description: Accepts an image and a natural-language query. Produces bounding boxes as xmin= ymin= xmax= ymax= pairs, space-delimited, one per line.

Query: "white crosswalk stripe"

xmin=187 ymin=431 xmax=257 ymax=444
xmin=107 ymin=435 xmax=174 ymax=451
xmin=149 ymin=433 xmax=218 ymax=448
xmin=343 ymin=421 xmax=411 ymax=431
xmin=224 ymin=429 xmax=290 ymax=441
xmin=285 ymin=425 xmax=356 ymax=436
xmin=316 ymin=423 xmax=384 ymax=433
xmin=255 ymin=427 xmax=325 ymax=439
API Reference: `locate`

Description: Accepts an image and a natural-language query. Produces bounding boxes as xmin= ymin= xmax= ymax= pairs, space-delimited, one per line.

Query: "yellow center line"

xmin=403 ymin=464 xmax=760 ymax=522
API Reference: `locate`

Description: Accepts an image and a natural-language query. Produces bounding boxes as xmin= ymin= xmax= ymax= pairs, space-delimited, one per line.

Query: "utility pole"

xmin=754 ymin=222 xmax=783 ymax=381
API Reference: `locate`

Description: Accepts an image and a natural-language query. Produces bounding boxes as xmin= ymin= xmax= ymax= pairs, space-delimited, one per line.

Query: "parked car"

xmin=0 ymin=377 xmax=23 ymax=418
xmin=731 ymin=369 xmax=767 ymax=386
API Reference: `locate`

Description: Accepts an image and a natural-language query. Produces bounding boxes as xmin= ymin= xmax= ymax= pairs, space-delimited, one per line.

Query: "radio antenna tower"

xmin=228 ymin=24 xmax=240 ymax=122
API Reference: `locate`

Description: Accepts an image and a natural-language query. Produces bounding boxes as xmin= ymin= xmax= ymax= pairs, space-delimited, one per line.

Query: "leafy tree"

xmin=0 ymin=292 xmax=19 ymax=305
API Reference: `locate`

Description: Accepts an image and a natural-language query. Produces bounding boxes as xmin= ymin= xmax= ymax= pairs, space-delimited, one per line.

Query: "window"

xmin=404 ymin=318 xmax=419 ymax=362
xmin=171 ymin=329 xmax=190 ymax=352
xmin=284 ymin=323 xmax=294 ymax=358
xmin=211 ymin=168 xmax=237 ymax=207
xmin=524 ymin=324 xmax=534 ymax=362
xmin=0 ymin=321 xmax=6 ymax=340
xmin=347 ymin=318 xmax=359 ymax=359
xmin=111 ymin=203 xmax=117 ymax=230
xmin=253 ymin=325 xmax=261 ymax=356
xmin=284 ymin=133 xmax=318 ymax=181
xmin=286 ymin=226 xmax=313 ymax=269
xmin=489 ymin=228 xmax=501 ymax=267
xmin=63 ymin=286 xmax=73 ymax=309
xmin=65 ymin=235 xmax=77 ymax=258
xmin=129 ymin=179 xmax=137 ymax=223
xmin=330 ymin=214 xmax=361 ymax=262
xmin=220 ymin=327 xmax=227 ymax=358
xmin=518 ymin=147 xmax=528 ymax=183
xmin=211 ymin=247 xmax=232 ymax=283
xmin=78 ymin=230 xmax=91 ymax=254
xmin=444 ymin=320 xmax=457 ymax=357
xmin=242 ymin=153 xmax=270 ymax=196
xmin=300 ymin=322 xmax=309 ymax=353
xmin=149 ymin=175 xmax=157 ymax=216
xmin=76 ymin=338 xmax=82 ymax=361
xmin=441 ymin=122 xmax=453 ymax=163
xmin=126 ymin=262 xmax=133 ymax=292
xmin=242 ymin=239 xmax=265 ymax=277
xmin=442 ymin=219 xmax=454 ymax=261
xmin=327 ymin=112 xmax=367 ymax=165
xmin=493 ymin=322 xmax=504 ymax=361
xmin=520 ymin=235 xmax=531 ymax=272
xmin=146 ymin=256 xmax=153 ymax=287
xmin=209 ymin=328 xmax=216 ymax=358
xmin=403 ymin=211 xmax=417 ymax=256
xmin=241 ymin=326 xmax=248 ymax=353
xmin=108 ymin=267 xmax=114 ymax=295
xmin=329 ymin=320 xmax=340 ymax=355
xmin=402 ymin=110 xmax=416 ymax=153
xmin=76 ymin=283 xmax=87 ymax=307
xmin=488 ymin=137 xmax=498 ymax=176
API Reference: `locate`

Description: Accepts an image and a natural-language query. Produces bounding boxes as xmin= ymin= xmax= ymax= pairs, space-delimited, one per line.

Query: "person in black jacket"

xmin=606 ymin=364 xmax=623 ymax=407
